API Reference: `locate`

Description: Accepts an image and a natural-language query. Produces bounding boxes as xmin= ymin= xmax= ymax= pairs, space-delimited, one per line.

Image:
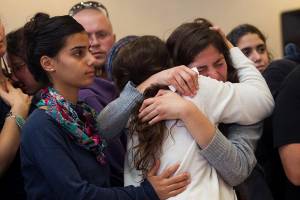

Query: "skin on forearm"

xmin=0 ymin=117 xmax=21 ymax=176
xmin=0 ymin=102 xmax=30 ymax=176
xmin=136 ymin=74 xmax=158 ymax=93
xmin=279 ymin=143 xmax=300 ymax=186
xmin=179 ymin=101 xmax=215 ymax=148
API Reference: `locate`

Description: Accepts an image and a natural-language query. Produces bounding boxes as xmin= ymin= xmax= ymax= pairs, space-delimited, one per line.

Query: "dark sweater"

xmin=21 ymin=109 xmax=158 ymax=200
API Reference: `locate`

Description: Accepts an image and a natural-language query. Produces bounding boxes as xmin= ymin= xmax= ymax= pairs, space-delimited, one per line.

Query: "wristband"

xmin=6 ymin=111 xmax=26 ymax=129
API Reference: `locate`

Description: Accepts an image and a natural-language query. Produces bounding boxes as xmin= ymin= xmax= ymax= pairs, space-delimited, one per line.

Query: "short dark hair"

xmin=112 ymin=35 xmax=172 ymax=91
xmin=167 ymin=18 xmax=238 ymax=83
xmin=24 ymin=12 xmax=85 ymax=86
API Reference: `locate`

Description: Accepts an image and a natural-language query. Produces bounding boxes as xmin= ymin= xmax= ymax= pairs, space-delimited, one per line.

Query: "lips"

xmin=256 ymin=65 xmax=265 ymax=71
xmin=85 ymin=71 xmax=95 ymax=76
xmin=91 ymin=51 xmax=106 ymax=58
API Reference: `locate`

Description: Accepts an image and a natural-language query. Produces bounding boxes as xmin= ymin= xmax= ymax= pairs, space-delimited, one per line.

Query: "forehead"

xmin=237 ymin=33 xmax=265 ymax=49
xmin=194 ymin=45 xmax=224 ymax=60
xmin=73 ymin=9 xmax=112 ymax=33
xmin=61 ymin=32 xmax=89 ymax=50
xmin=192 ymin=45 xmax=224 ymax=63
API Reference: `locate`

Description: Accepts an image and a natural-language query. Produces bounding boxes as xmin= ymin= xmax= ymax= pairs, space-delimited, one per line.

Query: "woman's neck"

xmin=52 ymin=83 xmax=78 ymax=105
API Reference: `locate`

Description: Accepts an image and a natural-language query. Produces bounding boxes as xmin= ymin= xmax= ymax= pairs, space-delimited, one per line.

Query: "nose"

xmin=206 ymin=67 xmax=222 ymax=81
xmin=87 ymin=52 xmax=97 ymax=66
xmin=89 ymin=34 xmax=99 ymax=47
xmin=251 ymin=50 xmax=262 ymax=63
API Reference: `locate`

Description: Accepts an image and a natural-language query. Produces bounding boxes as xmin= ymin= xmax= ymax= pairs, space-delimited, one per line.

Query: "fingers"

xmin=5 ymin=80 xmax=14 ymax=91
xmin=210 ymin=26 xmax=233 ymax=49
xmin=164 ymin=172 xmax=190 ymax=186
xmin=148 ymin=160 xmax=160 ymax=176
xmin=139 ymin=97 xmax=154 ymax=113
xmin=155 ymin=89 xmax=169 ymax=97
xmin=166 ymin=175 xmax=190 ymax=192
xmin=160 ymin=163 xmax=180 ymax=178
xmin=138 ymin=98 xmax=157 ymax=120
xmin=182 ymin=67 xmax=199 ymax=93
xmin=170 ymin=66 xmax=198 ymax=96
xmin=167 ymin=185 xmax=188 ymax=198
xmin=148 ymin=115 xmax=162 ymax=125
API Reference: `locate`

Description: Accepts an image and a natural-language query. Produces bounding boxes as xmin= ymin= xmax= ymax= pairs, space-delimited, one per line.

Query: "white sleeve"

xmin=189 ymin=47 xmax=274 ymax=125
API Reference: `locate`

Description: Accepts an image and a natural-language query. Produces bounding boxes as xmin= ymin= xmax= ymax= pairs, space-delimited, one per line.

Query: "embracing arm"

xmin=97 ymin=82 xmax=143 ymax=138
xmin=139 ymin=91 xmax=261 ymax=186
xmin=194 ymin=47 xmax=274 ymax=125
xmin=173 ymin=94 xmax=260 ymax=186
xmin=0 ymin=81 xmax=31 ymax=175
xmin=199 ymin=122 xmax=262 ymax=186
xmin=98 ymin=66 xmax=198 ymax=139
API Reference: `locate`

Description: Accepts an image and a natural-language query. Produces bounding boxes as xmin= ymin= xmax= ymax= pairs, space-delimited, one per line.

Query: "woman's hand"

xmin=139 ymin=90 xmax=192 ymax=125
xmin=0 ymin=80 xmax=32 ymax=118
xmin=137 ymin=65 xmax=198 ymax=96
xmin=139 ymin=89 xmax=215 ymax=148
xmin=147 ymin=160 xmax=190 ymax=200
xmin=210 ymin=26 xmax=234 ymax=49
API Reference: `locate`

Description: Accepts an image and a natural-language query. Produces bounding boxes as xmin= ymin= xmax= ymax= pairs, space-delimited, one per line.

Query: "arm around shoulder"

xmin=97 ymin=81 xmax=143 ymax=139
xmin=199 ymin=122 xmax=262 ymax=186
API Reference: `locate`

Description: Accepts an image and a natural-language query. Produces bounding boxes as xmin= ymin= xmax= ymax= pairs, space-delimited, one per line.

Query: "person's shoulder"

xmin=23 ymin=109 xmax=54 ymax=131
xmin=281 ymin=66 xmax=300 ymax=88
xmin=265 ymin=59 xmax=298 ymax=76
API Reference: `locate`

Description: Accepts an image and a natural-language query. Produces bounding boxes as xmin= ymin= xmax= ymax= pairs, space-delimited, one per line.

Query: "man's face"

xmin=73 ymin=9 xmax=115 ymax=70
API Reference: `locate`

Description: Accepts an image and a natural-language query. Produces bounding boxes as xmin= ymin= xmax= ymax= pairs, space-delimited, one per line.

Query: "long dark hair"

xmin=129 ymin=84 xmax=169 ymax=178
xmin=167 ymin=18 xmax=238 ymax=83
xmin=112 ymin=35 xmax=172 ymax=177
xmin=23 ymin=12 xmax=85 ymax=86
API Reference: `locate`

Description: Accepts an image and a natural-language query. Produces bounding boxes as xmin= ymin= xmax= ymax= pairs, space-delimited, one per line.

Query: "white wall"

xmin=1 ymin=0 xmax=300 ymax=58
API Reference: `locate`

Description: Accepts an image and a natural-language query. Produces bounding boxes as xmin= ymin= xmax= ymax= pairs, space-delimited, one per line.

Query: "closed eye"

xmin=214 ymin=58 xmax=226 ymax=68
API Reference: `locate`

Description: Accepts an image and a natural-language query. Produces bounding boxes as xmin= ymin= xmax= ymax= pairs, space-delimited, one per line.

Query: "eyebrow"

xmin=256 ymin=44 xmax=266 ymax=48
xmin=70 ymin=46 xmax=88 ymax=51
xmin=241 ymin=47 xmax=252 ymax=52
xmin=241 ymin=43 xmax=265 ymax=50
xmin=213 ymin=56 xmax=225 ymax=65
